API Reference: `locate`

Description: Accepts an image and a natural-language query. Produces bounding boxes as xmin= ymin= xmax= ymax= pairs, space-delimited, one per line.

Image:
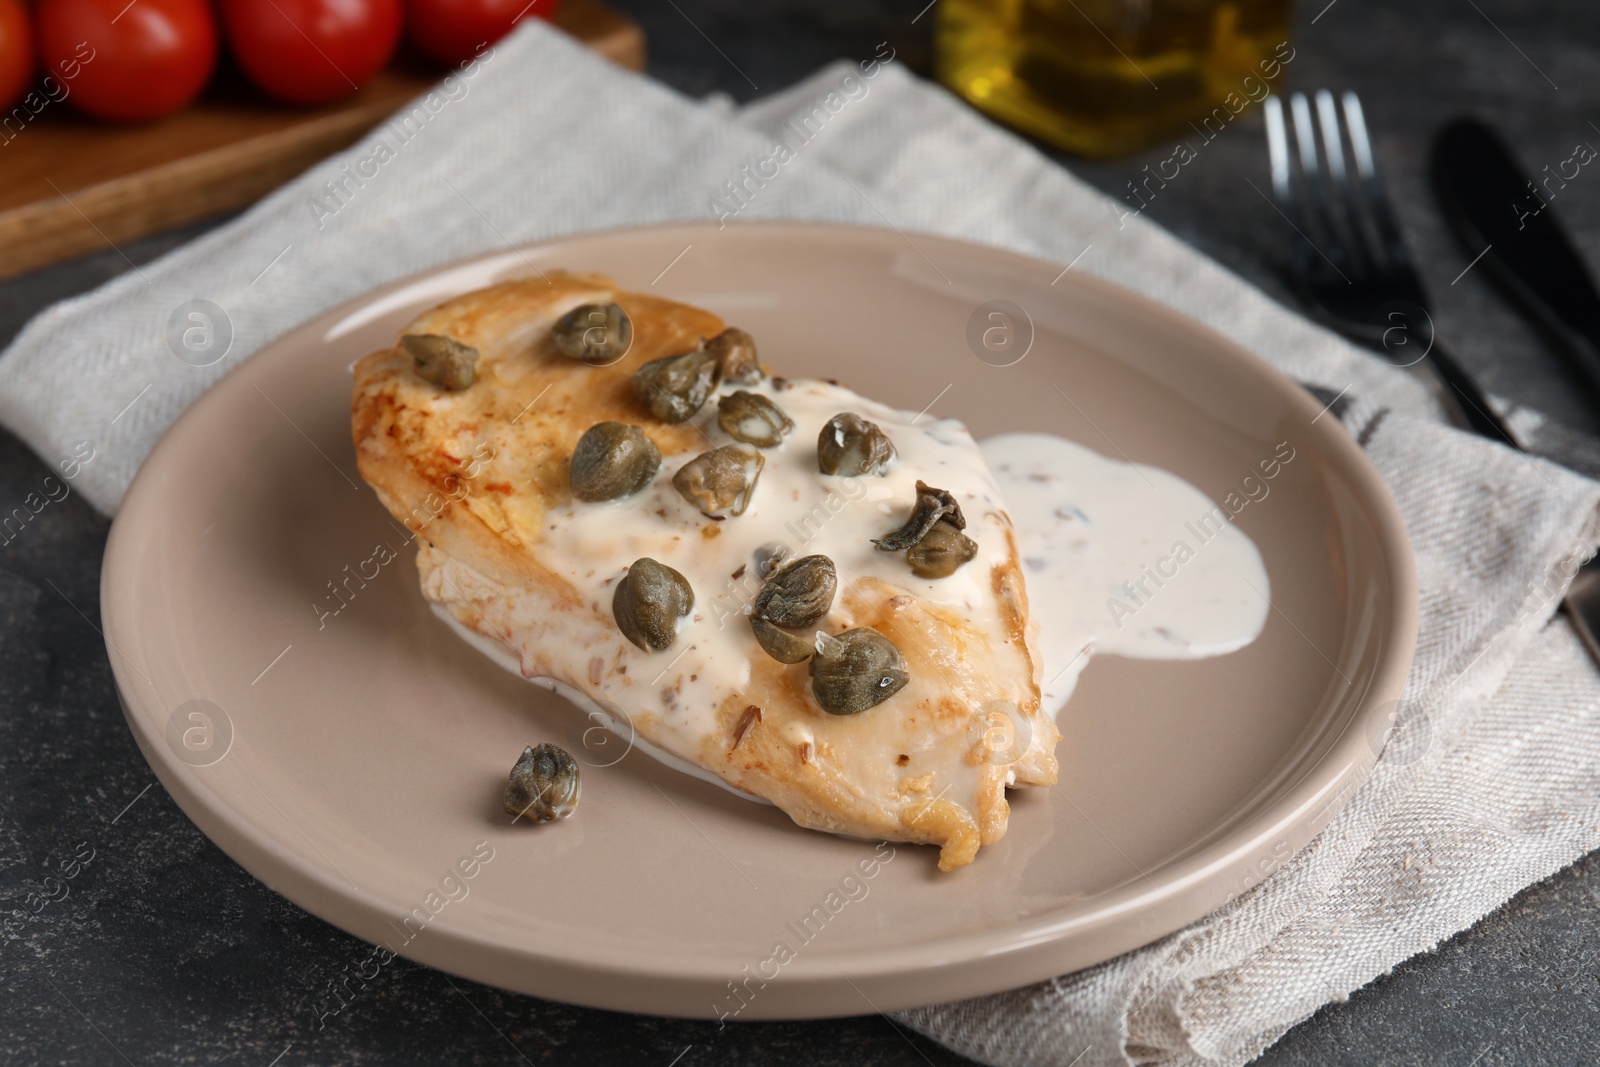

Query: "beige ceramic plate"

xmin=104 ymin=223 xmax=1416 ymax=1018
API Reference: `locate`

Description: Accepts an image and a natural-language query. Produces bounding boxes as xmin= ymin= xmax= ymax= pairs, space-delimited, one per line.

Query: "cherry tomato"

xmin=36 ymin=0 xmax=217 ymax=122
xmin=0 ymin=0 xmax=33 ymax=112
xmin=222 ymin=0 xmax=400 ymax=106
xmin=405 ymin=0 xmax=557 ymax=68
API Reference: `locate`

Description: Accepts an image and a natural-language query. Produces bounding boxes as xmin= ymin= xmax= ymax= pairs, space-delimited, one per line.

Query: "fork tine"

xmin=1342 ymin=91 xmax=1376 ymax=180
xmin=1265 ymin=95 xmax=1291 ymax=201
xmin=1313 ymin=90 xmax=1347 ymax=184
xmin=1289 ymin=92 xmax=1320 ymax=180
xmin=1340 ymin=91 xmax=1412 ymax=272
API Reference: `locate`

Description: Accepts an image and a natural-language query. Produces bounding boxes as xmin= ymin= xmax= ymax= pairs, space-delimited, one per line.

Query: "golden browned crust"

xmin=353 ymin=273 xmax=720 ymax=584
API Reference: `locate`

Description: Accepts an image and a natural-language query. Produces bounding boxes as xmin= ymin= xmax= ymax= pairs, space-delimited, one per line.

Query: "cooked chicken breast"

xmin=351 ymin=272 xmax=1059 ymax=870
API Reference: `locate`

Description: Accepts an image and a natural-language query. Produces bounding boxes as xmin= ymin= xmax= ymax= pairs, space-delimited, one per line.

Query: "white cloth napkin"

xmin=5 ymin=22 xmax=1599 ymax=1067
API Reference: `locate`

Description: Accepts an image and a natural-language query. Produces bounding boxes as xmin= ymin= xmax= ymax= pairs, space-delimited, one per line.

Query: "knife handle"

xmin=1425 ymin=340 xmax=1519 ymax=446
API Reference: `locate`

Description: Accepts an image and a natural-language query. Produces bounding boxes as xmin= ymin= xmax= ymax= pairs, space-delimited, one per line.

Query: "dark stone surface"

xmin=1 ymin=1 xmax=1597 ymax=1064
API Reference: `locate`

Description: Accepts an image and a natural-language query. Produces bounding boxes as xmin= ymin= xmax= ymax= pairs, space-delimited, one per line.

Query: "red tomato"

xmin=405 ymin=0 xmax=556 ymax=67
xmin=222 ymin=0 xmax=400 ymax=106
xmin=0 ymin=0 xmax=33 ymax=112
xmin=36 ymin=0 xmax=217 ymax=122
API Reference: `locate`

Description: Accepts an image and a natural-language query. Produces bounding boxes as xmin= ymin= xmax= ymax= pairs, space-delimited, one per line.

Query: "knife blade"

xmin=1431 ymin=117 xmax=1600 ymax=663
xmin=1430 ymin=118 xmax=1600 ymax=396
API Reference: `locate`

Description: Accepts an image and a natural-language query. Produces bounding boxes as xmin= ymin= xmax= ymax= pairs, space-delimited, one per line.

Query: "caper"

xmin=569 ymin=422 xmax=660 ymax=502
xmin=613 ymin=557 xmax=694 ymax=652
xmin=552 ymin=302 xmax=632 ymax=365
xmin=907 ymin=521 xmax=979 ymax=579
xmin=705 ymin=327 xmax=762 ymax=384
xmin=873 ymin=481 xmax=966 ymax=551
xmin=631 ymin=348 xmax=719 ymax=423
xmin=402 ymin=333 xmax=478 ymax=391
xmin=747 ymin=555 xmax=836 ymax=664
xmin=717 ymin=391 xmax=794 ymax=448
xmin=817 ymin=413 xmax=895 ymax=477
xmin=673 ymin=444 xmax=764 ymax=518
xmin=751 ymin=617 xmax=816 ymax=664
xmin=754 ymin=554 xmax=835 ymax=628
xmin=503 ymin=743 xmax=581 ymax=822
xmin=809 ymin=628 xmax=909 ymax=715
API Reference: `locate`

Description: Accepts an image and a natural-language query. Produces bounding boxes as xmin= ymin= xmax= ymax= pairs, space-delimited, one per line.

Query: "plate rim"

xmin=102 ymin=219 xmax=1419 ymax=1016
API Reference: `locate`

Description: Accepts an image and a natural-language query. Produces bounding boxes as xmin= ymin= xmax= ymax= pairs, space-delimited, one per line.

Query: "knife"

xmin=1430 ymin=118 xmax=1600 ymax=664
xmin=1430 ymin=118 xmax=1600 ymax=398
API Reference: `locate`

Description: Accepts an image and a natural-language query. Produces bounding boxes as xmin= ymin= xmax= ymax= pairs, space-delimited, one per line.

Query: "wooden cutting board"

xmin=0 ymin=0 xmax=644 ymax=281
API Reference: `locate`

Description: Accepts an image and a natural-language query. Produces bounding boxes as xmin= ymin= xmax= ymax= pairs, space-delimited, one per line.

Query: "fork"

xmin=1266 ymin=91 xmax=1600 ymax=665
xmin=1263 ymin=89 xmax=1515 ymax=445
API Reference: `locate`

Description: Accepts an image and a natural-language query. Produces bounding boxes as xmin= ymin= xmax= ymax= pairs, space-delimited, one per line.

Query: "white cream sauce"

xmin=981 ymin=433 xmax=1271 ymax=714
xmin=429 ymin=602 xmax=766 ymax=796
xmin=430 ymin=376 xmax=1024 ymax=779
xmin=433 ymin=382 xmax=1270 ymax=799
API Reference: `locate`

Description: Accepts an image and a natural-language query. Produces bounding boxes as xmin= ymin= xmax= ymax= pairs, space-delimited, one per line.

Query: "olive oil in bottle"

xmin=936 ymin=0 xmax=1296 ymax=158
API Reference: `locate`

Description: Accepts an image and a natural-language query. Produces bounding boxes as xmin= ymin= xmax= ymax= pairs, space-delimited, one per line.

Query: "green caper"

xmin=817 ymin=413 xmax=895 ymax=477
xmin=717 ymin=391 xmax=794 ymax=448
xmin=569 ymin=422 xmax=661 ymax=502
xmin=751 ymin=617 xmax=816 ymax=664
xmin=631 ymin=349 xmax=719 ymax=423
xmin=809 ymin=629 xmax=909 ymax=715
xmin=672 ymin=444 xmax=764 ymax=518
xmin=503 ymin=743 xmax=581 ymax=822
xmin=747 ymin=554 xmax=836 ymax=664
xmin=402 ymin=333 xmax=478 ymax=391
xmin=613 ymin=557 xmax=694 ymax=652
xmin=873 ymin=481 xmax=966 ymax=551
xmin=552 ymin=302 xmax=632 ymax=365
xmin=754 ymin=554 xmax=836 ymax=628
xmin=907 ymin=521 xmax=979 ymax=578
xmin=705 ymin=327 xmax=763 ymax=384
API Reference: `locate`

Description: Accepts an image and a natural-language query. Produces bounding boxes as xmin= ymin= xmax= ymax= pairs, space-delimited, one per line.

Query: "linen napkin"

xmin=4 ymin=22 xmax=1599 ymax=1067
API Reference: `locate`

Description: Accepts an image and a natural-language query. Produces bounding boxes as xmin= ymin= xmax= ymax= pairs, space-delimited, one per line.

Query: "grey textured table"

xmin=3 ymin=1 xmax=1598 ymax=1064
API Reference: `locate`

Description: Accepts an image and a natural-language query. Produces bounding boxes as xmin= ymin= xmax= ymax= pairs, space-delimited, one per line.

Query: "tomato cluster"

xmin=0 ymin=0 xmax=556 ymax=120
